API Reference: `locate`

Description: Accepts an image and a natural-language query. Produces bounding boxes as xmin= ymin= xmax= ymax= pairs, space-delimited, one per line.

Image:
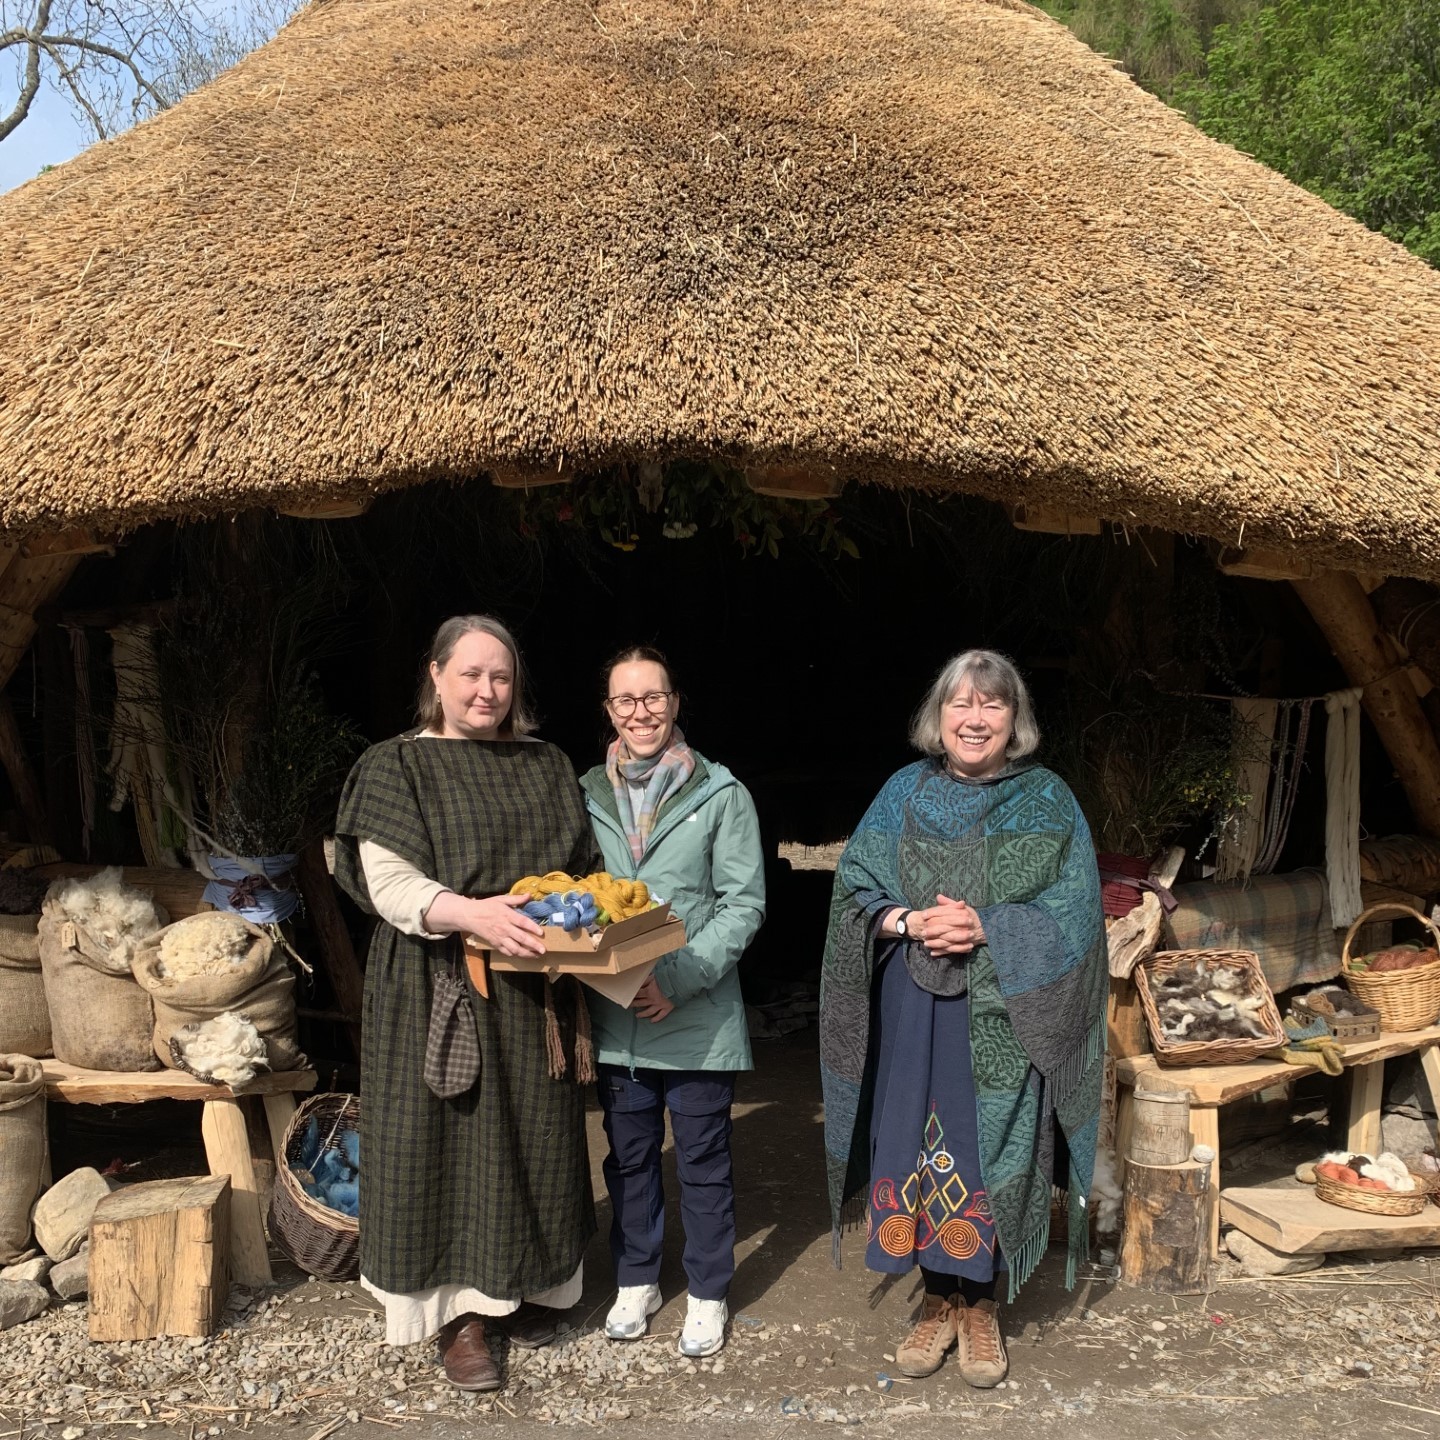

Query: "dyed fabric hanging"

xmin=1324 ymin=688 xmax=1364 ymax=929
xmin=1215 ymin=699 xmax=1277 ymax=884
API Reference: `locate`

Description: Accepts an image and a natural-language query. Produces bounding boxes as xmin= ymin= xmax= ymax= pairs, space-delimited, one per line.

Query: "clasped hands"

xmin=896 ymin=894 xmax=986 ymax=957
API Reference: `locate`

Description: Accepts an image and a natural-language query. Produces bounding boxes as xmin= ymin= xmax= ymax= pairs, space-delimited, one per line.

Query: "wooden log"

xmin=1128 ymin=1089 xmax=1192 ymax=1166
xmin=1107 ymin=974 xmax=1150 ymax=1059
xmin=745 ymin=465 xmax=845 ymax=500
xmin=200 ymin=1097 xmax=272 ymax=1286
xmin=296 ymin=838 xmax=365 ymax=1059
xmin=88 ymin=1175 xmax=230 ymax=1340
xmin=1217 ymin=545 xmax=1313 ymax=581
xmin=1118 ymin=1158 xmax=1212 ymax=1293
xmin=0 ymin=694 xmax=51 ymax=845
xmin=1008 ymin=503 xmax=1101 ymax=536
xmin=1292 ymin=572 xmax=1440 ymax=837
xmin=0 ymin=554 xmax=84 ymax=694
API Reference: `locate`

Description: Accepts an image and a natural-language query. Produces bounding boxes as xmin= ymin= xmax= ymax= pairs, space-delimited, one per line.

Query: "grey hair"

xmin=417 ymin=613 xmax=537 ymax=738
xmin=909 ymin=649 xmax=1040 ymax=761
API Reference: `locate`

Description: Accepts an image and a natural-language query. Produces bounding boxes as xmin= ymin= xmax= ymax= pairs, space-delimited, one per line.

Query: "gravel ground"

xmin=4 ymin=1249 xmax=1440 ymax=1439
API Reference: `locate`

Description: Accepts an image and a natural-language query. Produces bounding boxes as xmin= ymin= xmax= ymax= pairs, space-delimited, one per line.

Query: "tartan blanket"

xmin=820 ymin=761 xmax=1107 ymax=1299
xmin=1165 ymin=868 xmax=1344 ymax=994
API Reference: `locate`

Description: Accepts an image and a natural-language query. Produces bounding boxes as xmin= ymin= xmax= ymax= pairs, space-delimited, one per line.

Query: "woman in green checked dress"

xmin=334 ymin=614 xmax=599 ymax=1392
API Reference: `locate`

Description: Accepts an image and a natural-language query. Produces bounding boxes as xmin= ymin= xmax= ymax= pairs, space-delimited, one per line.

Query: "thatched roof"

xmin=4 ymin=0 xmax=1440 ymax=577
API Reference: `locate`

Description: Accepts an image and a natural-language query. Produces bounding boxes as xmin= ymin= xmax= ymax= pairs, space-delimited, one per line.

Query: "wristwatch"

xmin=894 ymin=910 xmax=912 ymax=938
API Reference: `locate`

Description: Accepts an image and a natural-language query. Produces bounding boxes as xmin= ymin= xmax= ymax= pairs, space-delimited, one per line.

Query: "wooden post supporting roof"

xmin=1292 ymin=573 xmax=1440 ymax=837
xmin=0 ymin=551 xmax=86 ymax=694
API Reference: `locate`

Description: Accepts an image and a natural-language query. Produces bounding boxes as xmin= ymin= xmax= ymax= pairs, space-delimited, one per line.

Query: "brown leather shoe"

xmin=505 ymin=1303 xmax=560 ymax=1350
xmin=442 ymin=1317 xmax=503 ymax=1391
xmin=894 ymin=1293 xmax=958 ymax=1378
xmin=956 ymin=1298 xmax=1009 ymax=1388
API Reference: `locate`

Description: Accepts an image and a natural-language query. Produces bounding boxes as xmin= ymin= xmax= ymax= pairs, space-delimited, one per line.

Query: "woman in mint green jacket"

xmin=581 ymin=645 xmax=765 ymax=1360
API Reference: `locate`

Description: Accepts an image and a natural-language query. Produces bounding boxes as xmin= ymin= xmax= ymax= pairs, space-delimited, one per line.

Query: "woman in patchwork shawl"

xmin=820 ymin=650 xmax=1105 ymax=1388
xmin=334 ymin=615 xmax=599 ymax=1393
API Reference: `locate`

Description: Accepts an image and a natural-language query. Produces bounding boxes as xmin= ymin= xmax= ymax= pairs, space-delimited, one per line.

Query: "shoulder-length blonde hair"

xmin=909 ymin=649 xmax=1040 ymax=762
xmin=416 ymin=614 xmax=537 ymax=738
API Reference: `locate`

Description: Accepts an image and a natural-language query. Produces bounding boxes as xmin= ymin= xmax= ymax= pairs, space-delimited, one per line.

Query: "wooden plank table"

xmin=1115 ymin=1024 xmax=1440 ymax=1257
xmin=42 ymin=1060 xmax=317 ymax=1286
xmin=1220 ymin=1184 xmax=1440 ymax=1254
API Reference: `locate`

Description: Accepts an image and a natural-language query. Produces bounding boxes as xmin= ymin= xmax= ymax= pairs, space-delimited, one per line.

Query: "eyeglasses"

xmin=607 ymin=691 xmax=675 ymax=718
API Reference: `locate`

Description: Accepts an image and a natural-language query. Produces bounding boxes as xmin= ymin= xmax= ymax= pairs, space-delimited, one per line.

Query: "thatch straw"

xmin=3 ymin=0 xmax=1440 ymax=577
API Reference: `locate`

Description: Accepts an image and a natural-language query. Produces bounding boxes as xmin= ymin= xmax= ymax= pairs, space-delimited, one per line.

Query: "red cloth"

xmin=1096 ymin=852 xmax=1149 ymax=919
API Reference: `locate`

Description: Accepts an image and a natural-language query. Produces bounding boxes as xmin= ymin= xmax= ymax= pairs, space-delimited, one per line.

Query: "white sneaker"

xmin=605 ymin=1284 xmax=662 ymax=1341
xmin=677 ymin=1296 xmax=728 ymax=1357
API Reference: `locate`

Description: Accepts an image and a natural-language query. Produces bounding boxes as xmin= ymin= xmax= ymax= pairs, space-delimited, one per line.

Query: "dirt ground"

xmin=5 ymin=1027 xmax=1440 ymax=1440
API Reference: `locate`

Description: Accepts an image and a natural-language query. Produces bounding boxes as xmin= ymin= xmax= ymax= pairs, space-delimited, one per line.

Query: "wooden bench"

xmin=1115 ymin=1024 xmax=1440 ymax=1257
xmin=43 ymin=1060 xmax=317 ymax=1287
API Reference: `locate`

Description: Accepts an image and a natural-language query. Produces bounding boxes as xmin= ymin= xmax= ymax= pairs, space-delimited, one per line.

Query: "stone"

xmin=1224 ymin=1230 xmax=1325 ymax=1277
xmin=0 ymin=1278 xmax=50 ymax=1329
xmin=33 ymin=1169 xmax=112 ymax=1262
xmin=1380 ymin=1109 xmax=1437 ymax=1158
xmin=51 ymin=1247 xmax=90 ymax=1301
xmin=0 ymin=1257 xmax=52 ymax=1285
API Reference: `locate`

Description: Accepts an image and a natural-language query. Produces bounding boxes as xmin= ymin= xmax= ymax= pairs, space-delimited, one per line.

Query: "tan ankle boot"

xmin=894 ymin=1293 xmax=958 ymax=1378
xmin=956 ymin=1297 xmax=1008 ymax=1387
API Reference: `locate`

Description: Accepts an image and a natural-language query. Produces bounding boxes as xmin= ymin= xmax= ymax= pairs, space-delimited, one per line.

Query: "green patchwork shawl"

xmin=820 ymin=760 xmax=1106 ymax=1298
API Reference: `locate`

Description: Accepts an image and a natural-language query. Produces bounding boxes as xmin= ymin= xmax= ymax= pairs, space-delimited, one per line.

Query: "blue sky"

xmin=1 ymin=83 xmax=90 ymax=194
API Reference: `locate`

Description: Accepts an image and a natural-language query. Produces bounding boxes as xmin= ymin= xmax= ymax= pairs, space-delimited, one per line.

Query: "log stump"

xmin=1119 ymin=1158 xmax=1212 ymax=1294
xmin=89 ymin=1175 xmax=230 ymax=1340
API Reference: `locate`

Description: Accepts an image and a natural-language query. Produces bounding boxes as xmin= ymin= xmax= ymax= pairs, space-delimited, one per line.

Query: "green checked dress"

xmin=334 ymin=733 xmax=600 ymax=1345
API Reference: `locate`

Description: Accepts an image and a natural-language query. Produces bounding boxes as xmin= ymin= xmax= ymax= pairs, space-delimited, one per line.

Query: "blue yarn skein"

xmin=521 ymin=890 xmax=598 ymax=933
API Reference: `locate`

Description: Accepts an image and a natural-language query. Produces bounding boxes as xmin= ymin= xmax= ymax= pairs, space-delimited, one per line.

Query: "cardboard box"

xmin=464 ymin=905 xmax=687 ymax=1006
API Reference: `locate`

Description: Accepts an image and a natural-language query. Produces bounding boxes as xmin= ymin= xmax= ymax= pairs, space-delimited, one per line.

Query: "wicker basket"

xmin=1341 ymin=904 xmax=1440 ymax=1033
xmin=1315 ymin=1171 xmax=1429 ymax=1217
xmin=1136 ymin=950 xmax=1286 ymax=1067
xmin=269 ymin=1091 xmax=359 ymax=1281
xmin=1290 ymin=994 xmax=1381 ymax=1044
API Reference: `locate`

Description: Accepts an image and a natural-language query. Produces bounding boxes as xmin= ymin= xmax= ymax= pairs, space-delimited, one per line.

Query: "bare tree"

xmin=1 ymin=0 xmax=298 ymax=145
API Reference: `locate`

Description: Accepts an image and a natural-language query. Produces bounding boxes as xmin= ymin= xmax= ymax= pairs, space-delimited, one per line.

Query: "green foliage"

xmin=1042 ymin=0 xmax=1440 ymax=269
xmin=510 ymin=461 xmax=861 ymax=561
xmin=1046 ymin=678 xmax=1258 ymax=856
xmin=1180 ymin=1 xmax=1440 ymax=266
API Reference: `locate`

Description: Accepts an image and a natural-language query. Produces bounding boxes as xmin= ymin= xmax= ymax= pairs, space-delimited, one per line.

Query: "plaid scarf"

xmin=606 ymin=726 xmax=697 ymax=862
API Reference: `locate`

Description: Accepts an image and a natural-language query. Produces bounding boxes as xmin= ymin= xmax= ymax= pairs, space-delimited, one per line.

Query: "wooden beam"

xmin=1217 ymin=545 xmax=1313 ymax=581
xmin=1292 ymin=572 xmax=1440 ymax=837
xmin=277 ymin=497 xmax=372 ymax=520
xmin=744 ymin=466 xmax=844 ymax=501
xmin=20 ymin=528 xmax=115 ymax=559
xmin=296 ymin=838 xmax=365 ymax=1060
xmin=1008 ymin=504 xmax=1101 ymax=536
xmin=0 ymin=695 xmax=50 ymax=845
xmin=490 ymin=464 xmax=569 ymax=489
xmin=0 ymin=554 xmax=85 ymax=694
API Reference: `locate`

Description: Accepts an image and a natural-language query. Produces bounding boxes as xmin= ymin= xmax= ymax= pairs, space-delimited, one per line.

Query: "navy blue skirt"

xmin=865 ymin=951 xmax=1004 ymax=1281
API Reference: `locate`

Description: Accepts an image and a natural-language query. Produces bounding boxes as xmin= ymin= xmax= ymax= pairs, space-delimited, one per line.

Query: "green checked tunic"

xmin=334 ymin=733 xmax=600 ymax=1319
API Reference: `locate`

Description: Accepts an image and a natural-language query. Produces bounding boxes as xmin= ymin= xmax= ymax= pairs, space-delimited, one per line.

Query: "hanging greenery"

xmin=504 ymin=460 xmax=861 ymax=561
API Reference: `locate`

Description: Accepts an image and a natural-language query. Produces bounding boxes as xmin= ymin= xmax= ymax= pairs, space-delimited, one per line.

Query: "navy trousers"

xmin=597 ymin=1065 xmax=737 ymax=1301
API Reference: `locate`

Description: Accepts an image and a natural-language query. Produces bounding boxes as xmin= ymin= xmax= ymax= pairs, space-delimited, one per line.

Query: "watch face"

xmin=896 ymin=915 xmax=908 ymax=936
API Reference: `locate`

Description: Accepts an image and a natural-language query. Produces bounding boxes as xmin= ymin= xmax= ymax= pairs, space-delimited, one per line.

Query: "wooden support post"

xmin=1190 ymin=1107 xmax=1221 ymax=1258
xmin=0 ymin=554 xmax=84 ymax=695
xmin=1292 ymin=572 xmax=1440 ymax=836
xmin=296 ymin=838 xmax=365 ymax=1059
xmin=1345 ymin=1061 xmax=1385 ymax=1157
xmin=89 ymin=1175 xmax=230 ymax=1340
xmin=200 ymin=1097 xmax=272 ymax=1286
xmin=1118 ymin=1158 xmax=1213 ymax=1293
xmin=1107 ymin=975 xmax=1150 ymax=1059
xmin=262 ymin=1091 xmax=298 ymax=1170
xmin=0 ymin=695 xmax=51 ymax=846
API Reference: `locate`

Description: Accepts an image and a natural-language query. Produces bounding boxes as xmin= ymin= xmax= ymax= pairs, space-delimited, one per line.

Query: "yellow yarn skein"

xmin=508 ymin=872 xmax=651 ymax=922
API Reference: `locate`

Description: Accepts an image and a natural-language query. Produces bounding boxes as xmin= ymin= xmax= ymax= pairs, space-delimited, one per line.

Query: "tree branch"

xmin=0 ymin=0 xmax=51 ymax=143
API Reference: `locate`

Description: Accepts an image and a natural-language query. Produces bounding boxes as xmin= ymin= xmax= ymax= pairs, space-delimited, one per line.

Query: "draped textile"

xmin=820 ymin=761 xmax=1106 ymax=1299
xmin=334 ymin=734 xmax=600 ymax=1297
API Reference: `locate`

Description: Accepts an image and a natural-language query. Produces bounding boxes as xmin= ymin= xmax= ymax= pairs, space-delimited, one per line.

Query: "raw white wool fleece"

xmin=51 ymin=866 xmax=163 ymax=967
xmin=174 ymin=1011 xmax=270 ymax=1087
xmin=157 ymin=912 xmax=253 ymax=980
xmin=1090 ymin=1146 xmax=1123 ymax=1234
